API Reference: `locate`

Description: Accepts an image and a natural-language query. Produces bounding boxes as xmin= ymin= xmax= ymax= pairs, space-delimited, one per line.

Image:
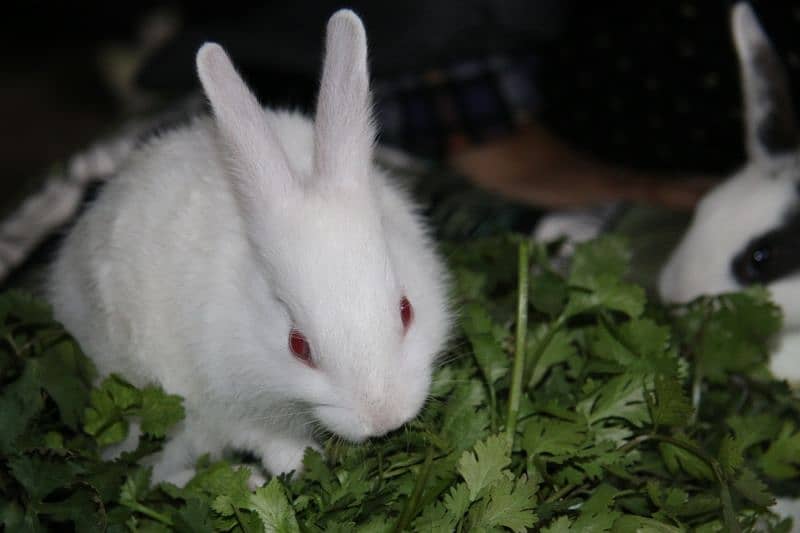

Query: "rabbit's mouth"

xmin=312 ymin=403 xmax=418 ymax=443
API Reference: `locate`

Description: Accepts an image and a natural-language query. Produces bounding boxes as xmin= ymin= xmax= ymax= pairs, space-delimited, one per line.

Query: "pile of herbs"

xmin=1 ymin=235 xmax=799 ymax=532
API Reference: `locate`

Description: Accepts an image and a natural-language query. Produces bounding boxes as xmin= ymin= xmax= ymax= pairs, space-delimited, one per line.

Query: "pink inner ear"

xmin=400 ymin=297 xmax=414 ymax=331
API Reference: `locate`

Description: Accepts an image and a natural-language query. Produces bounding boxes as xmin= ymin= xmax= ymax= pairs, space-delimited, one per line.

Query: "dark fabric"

xmin=136 ymin=0 xmax=565 ymax=98
xmin=537 ymin=1 xmax=800 ymax=174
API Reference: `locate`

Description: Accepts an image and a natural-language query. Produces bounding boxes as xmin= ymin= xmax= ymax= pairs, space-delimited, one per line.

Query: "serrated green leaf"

xmin=139 ymin=386 xmax=184 ymax=437
xmin=542 ymin=515 xmax=574 ymax=532
xmin=247 ymin=478 xmax=300 ymax=533
xmin=458 ymin=434 xmax=511 ymax=501
xmin=481 ymin=474 xmax=539 ymax=532
xmin=659 ymin=439 xmax=714 ymax=481
xmin=172 ymin=498 xmax=215 ymax=533
xmin=569 ymin=235 xmax=630 ymax=285
xmin=649 ymin=374 xmax=693 ymax=428
xmin=760 ymin=422 xmax=800 ymax=480
xmin=565 ymin=275 xmax=645 ymax=319
xmin=184 ymin=461 xmax=251 ymax=510
xmin=727 ymin=414 xmax=782 ymax=451
xmin=521 ymin=417 xmax=585 ymax=459
xmin=572 ymin=483 xmax=620 ymax=532
xmin=717 ymin=435 xmax=743 ymax=478
xmin=578 ymin=374 xmax=650 ymax=427
xmin=733 ymin=468 xmax=775 ymax=507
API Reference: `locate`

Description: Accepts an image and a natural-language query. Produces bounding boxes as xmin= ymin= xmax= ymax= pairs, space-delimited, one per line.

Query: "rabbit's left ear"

xmin=313 ymin=10 xmax=376 ymax=184
xmin=732 ymin=2 xmax=799 ymax=159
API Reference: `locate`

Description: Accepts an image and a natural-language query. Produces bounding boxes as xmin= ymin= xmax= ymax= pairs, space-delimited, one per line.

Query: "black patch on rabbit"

xmin=733 ymin=206 xmax=800 ymax=284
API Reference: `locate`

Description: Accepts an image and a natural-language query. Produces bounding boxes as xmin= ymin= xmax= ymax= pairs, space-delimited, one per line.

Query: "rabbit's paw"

xmin=260 ymin=436 xmax=320 ymax=479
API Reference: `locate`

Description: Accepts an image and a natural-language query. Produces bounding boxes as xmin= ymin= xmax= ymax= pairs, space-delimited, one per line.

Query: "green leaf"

xmin=172 ymin=498 xmax=215 ymax=533
xmin=8 ymin=452 xmax=85 ymax=502
xmin=184 ymin=461 xmax=251 ymax=510
xmin=732 ymin=468 xmax=774 ymax=508
xmin=542 ymin=516 xmax=574 ymax=533
xmin=458 ymin=434 xmax=511 ymax=501
xmin=717 ymin=435 xmax=743 ymax=478
xmin=571 ymin=484 xmax=620 ymax=532
xmin=760 ymin=422 xmax=800 ymax=480
xmin=569 ymin=235 xmax=630 ymax=285
xmin=521 ymin=417 xmax=586 ymax=459
xmin=119 ymin=467 xmax=153 ymax=507
xmin=481 ymin=474 xmax=539 ymax=532
xmin=577 ymin=374 xmax=651 ymax=427
xmin=462 ymin=302 xmax=509 ymax=385
xmin=528 ymin=327 xmax=575 ymax=388
xmin=139 ymin=386 xmax=184 ymax=437
xmin=565 ymin=275 xmax=645 ymax=319
xmin=247 ymin=478 xmax=301 ymax=533
xmin=727 ymin=414 xmax=782 ymax=451
xmin=0 ymin=290 xmax=53 ymax=324
xmin=0 ymin=363 xmax=44 ymax=452
xmin=590 ymin=319 xmax=678 ymax=376
xmin=33 ymin=340 xmax=94 ymax=430
xmin=613 ymin=515 xmax=684 ymax=532
xmin=649 ymin=374 xmax=693 ymax=428
xmin=659 ymin=438 xmax=714 ymax=481
xmin=530 ymin=269 xmax=568 ymax=317
xmin=83 ymin=376 xmax=136 ymax=446
xmin=37 ymin=486 xmax=108 ymax=532
xmin=439 ymin=379 xmax=490 ymax=451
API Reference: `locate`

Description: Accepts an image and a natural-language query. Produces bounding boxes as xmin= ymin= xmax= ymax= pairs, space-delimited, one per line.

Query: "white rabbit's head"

xmin=196 ymin=11 xmax=451 ymax=441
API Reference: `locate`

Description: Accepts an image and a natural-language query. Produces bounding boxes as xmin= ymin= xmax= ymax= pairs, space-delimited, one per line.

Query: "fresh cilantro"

xmin=1 ymin=233 xmax=798 ymax=532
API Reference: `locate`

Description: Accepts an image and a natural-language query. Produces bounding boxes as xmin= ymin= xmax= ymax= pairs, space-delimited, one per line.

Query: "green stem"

xmin=122 ymin=500 xmax=174 ymax=526
xmin=234 ymin=507 xmax=255 ymax=533
xmin=506 ymin=240 xmax=530 ymax=453
xmin=392 ymin=447 xmax=434 ymax=532
xmin=545 ymin=482 xmax=581 ymax=504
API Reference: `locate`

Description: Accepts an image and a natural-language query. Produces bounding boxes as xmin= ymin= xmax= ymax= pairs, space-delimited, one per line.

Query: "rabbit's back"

xmin=48 ymin=112 xmax=315 ymax=398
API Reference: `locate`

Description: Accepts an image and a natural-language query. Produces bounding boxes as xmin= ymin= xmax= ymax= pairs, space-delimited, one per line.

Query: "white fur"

xmin=48 ymin=10 xmax=452 ymax=484
xmin=659 ymin=4 xmax=800 ymax=379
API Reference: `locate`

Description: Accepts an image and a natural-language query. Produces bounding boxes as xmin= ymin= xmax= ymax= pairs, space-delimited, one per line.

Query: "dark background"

xmin=3 ymin=1 xmax=800 ymax=207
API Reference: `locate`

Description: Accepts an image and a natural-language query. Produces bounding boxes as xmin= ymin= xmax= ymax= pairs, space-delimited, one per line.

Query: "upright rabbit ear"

xmin=197 ymin=43 xmax=294 ymax=203
xmin=313 ymin=10 xmax=376 ymax=184
xmin=732 ymin=3 xmax=799 ymax=159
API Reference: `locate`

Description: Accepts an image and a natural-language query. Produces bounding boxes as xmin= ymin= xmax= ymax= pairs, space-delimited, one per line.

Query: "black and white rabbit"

xmin=48 ymin=10 xmax=452 ymax=484
xmin=659 ymin=3 xmax=800 ymax=383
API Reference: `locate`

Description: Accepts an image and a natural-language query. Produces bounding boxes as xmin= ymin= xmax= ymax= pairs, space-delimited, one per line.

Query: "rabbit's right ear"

xmin=313 ymin=10 xmax=376 ymax=185
xmin=197 ymin=44 xmax=295 ymax=203
xmin=732 ymin=3 xmax=799 ymax=159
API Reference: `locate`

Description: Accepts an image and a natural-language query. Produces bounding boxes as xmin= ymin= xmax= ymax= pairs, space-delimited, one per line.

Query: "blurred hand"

xmin=449 ymin=123 xmax=719 ymax=211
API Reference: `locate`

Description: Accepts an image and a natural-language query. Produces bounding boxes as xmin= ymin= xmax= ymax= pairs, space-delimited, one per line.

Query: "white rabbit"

xmin=659 ymin=3 xmax=800 ymax=383
xmin=48 ymin=10 xmax=452 ymax=484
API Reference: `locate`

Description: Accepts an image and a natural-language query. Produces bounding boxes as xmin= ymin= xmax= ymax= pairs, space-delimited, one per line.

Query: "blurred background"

xmin=2 ymin=0 xmax=800 ymax=284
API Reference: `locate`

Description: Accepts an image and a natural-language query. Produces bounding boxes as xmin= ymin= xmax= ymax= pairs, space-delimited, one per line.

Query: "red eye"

xmin=289 ymin=329 xmax=315 ymax=368
xmin=400 ymin=296 xmax=413 ymax=331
